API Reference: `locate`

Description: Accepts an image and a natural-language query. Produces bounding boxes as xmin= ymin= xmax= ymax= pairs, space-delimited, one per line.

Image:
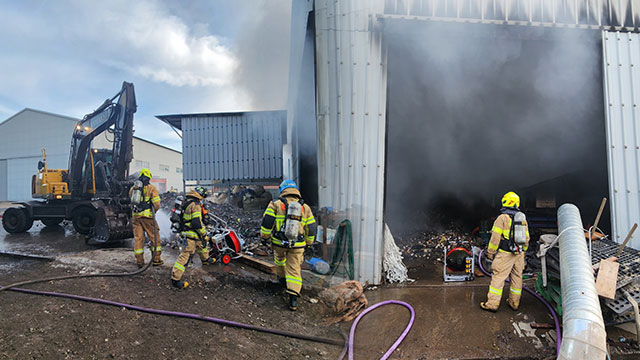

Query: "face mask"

xmin=139 ymin=175 xmax=150 ymax=185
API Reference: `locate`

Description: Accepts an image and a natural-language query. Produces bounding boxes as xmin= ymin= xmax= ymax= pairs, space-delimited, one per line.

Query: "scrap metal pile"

xmin=158 ymin=192 xmax=264 ymax=251
xmin=394 ymin=224 xmax=481 ymax=263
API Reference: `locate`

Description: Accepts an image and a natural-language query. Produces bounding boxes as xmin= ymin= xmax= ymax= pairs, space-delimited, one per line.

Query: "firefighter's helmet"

xmin=502 ymin=191 xmax=520 ymax=208
xmin=279 ymin=179 xmax=297 ymax=194
xmin=194 ymin=186 xmax=208 ymax=198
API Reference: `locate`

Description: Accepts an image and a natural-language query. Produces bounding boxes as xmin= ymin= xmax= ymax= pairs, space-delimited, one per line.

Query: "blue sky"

xmin=0 ymin=0 xmax=291 ymax=150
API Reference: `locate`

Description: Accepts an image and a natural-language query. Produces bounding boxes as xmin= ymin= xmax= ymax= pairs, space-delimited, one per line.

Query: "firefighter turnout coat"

xmin=129 ymin=183 xmax=162 ymax=264
xmin=260 ymin=187 xmax=317 ymax=296
xmin=171 ymin=191 xmax=211 ymax=281
xmin=484 ymin=211 xmax=530 ymax=310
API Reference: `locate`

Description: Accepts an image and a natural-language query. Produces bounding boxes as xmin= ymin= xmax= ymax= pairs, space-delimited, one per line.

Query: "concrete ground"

xmin=1 ymin=218 xmax=638 ymax=359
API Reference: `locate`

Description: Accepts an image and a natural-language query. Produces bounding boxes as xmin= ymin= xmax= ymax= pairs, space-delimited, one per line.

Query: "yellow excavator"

xmin=2 ymin=82 xmax=137 ymax=242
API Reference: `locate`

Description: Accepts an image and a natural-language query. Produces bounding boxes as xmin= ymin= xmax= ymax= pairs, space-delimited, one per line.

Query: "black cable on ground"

xmin=0 ymin=206 xmax=159 ymax=292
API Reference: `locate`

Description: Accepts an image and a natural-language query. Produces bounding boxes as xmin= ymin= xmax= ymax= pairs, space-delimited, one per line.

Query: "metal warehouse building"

xmin=0 ymin=108 xmax=183 ymax=201
xmin=157 ymin=110 xmax=289 ymax=191
xmin=285 ymin=0 xmax=640 ymax=284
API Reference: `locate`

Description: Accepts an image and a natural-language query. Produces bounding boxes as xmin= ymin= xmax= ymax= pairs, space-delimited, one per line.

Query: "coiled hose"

xmin=338 ymin=300 xmax=415 ymax=360
xmin=477 ymin=249 xmax=562 ymax=356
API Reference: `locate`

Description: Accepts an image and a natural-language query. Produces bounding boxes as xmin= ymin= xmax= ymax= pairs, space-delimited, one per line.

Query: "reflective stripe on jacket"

xmin=260 ymin=189 xmax=317 ymax=248
xmin=129 ymin=184 xmax=161 ymax=218
xmin=487 ymin=213 xmax=530 ymax=254
xmin=181 ymin=201 xmax=206 ymax=239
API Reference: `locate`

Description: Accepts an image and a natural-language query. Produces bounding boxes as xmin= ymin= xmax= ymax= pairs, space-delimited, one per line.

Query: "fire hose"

xmin=1 ymin=208 xmax=415 ymax=359
xmin=477 ymin=249 xmax=562 ymax=357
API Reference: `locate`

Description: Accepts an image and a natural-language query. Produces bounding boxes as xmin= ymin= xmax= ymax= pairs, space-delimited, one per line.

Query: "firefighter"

xmin=170 ymin=186 xmax=216 ymax=289
xmin=129 ymin=168 xmax=163 ymax=267
xmin=260 ymin=180 xmax=317 ymax=311
xmin=481 ymin=191 xmax=530 ymax=312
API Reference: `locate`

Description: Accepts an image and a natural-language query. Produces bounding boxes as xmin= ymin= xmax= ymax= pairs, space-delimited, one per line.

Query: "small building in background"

xmin=157 ymin=110 xmax=287 ymax=196
xmin=0 ymin=108 xmax=182 ymax=201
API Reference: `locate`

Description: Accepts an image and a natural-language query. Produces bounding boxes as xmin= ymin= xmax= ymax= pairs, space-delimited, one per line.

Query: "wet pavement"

xmin=1 ymin=216 xmax=638 ymax=359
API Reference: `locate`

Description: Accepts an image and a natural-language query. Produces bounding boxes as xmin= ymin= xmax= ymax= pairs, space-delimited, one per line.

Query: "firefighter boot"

xmin=289 ymin=294 xmax=298 ymax=311
xmin=480 ymin=302 xmax=498 ymax=313
xmin=202 ymin=256 xmax=217 ymax=266
xmin=171 ymin=279 xmax=189 ymax=289
xmin=507 ymin=298 xmax=519 ymax=311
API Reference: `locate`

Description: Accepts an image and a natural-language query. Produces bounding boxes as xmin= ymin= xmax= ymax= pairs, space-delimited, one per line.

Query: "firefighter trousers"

xmin=273 ymin=246 xmax=305 ymax=296
xmin=132 ymin=216 xmax=162 ymax=264
xmin=171 ymin=238 xmax=210 ymax=281
xmin=485 ymin=251 xmax=525 ymax=310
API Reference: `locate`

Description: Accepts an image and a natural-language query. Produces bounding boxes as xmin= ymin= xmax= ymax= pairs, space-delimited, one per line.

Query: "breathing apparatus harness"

xmin=169 ymin=196 xmax=196 ymax=234
xmin=498 ymin=207 xmax=528 ymax=254
xmin=130 ymin=177 xmax=152 ymax=214
xmin=272 ymin=196 xmax=305 ymax=248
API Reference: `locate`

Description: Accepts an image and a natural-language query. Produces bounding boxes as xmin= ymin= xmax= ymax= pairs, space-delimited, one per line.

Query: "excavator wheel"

xmin=72 ymin=207 xmax=96 ymax=235
xmin=2 ymin=207 xmax=32 ymax=233
xmin=41 ymin=218 xmax=63 ymax=227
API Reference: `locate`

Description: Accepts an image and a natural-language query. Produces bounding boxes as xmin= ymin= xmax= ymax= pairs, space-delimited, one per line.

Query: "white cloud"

xmin=66 ymin=0 xmax=238 ymax=87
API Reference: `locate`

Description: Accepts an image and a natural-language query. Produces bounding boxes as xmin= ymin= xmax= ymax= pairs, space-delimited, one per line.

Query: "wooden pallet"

xmin=237 ymin=254 xmax=276 ymax=275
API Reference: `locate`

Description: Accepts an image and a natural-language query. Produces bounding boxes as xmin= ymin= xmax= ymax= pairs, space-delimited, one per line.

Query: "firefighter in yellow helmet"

xmin=129 ymin=168 xmax=163 ymax=267
xmin=260 ymin=180 xmax=317 ymax=311
xmin=481 ymin=191 xmax=530 ymax=312
xmin=170 ymin=186 xmax=216 ymax=289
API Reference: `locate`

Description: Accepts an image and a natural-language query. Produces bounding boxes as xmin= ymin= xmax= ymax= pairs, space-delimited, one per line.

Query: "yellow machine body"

xmin=31 ymin=149 xmax=72 ymax=200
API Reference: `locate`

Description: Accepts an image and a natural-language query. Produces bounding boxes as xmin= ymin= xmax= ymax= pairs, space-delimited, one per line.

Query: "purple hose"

xmin=3 ymin=286 xmax=342 ymax=346
xmin=339 ymin=300 xmax=415 ymax=360
xmin=477 ymin=250 xmax=562 ymax=356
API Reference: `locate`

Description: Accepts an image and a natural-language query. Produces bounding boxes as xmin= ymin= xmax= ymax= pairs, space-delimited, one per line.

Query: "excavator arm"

xmin=68 ymin=82 xmax=136 ymax=197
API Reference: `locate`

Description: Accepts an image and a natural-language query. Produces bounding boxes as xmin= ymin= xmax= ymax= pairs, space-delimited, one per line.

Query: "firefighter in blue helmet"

xmin=260 ymin=180 xmax=317 ymax=310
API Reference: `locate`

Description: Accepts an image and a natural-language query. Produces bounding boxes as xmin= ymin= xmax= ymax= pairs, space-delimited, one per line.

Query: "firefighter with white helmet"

xmin=260 ymin=180 xmax=317 ymax=310
xmin=481 ymin=191 xmax=530 ymax=312
xmin=129 ymin=168 xmax=163 ymax=267
xmin=170 ymin=186 xmax=216 ymax=289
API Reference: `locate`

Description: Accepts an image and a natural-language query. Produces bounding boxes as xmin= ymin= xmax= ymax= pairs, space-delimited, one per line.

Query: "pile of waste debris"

xmin=209 ymin=185 xmax=273 ymax=210
xmin=158 ymin=192 xmax=265 ymax=251
xmin=394 ymin=224 xmax=480 ymax=263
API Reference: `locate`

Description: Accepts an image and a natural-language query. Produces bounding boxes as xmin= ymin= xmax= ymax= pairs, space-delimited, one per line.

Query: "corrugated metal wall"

xmin=315 ymin=0 xmax=387 ymax=284
xmin=603 ymin=31 xmax=640 ymax=249
xmin=383 ymin=0 xmax=640 ymax=29
xmin=181 ymin=111 xmax=285 ymax=183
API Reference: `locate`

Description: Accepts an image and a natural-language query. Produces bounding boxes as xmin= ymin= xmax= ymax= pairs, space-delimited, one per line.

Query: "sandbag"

xmin=318 ymin=280 xmax=368 ymax=324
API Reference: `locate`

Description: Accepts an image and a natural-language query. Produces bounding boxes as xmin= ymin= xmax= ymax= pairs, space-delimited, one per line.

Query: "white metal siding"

xmin=0 ymin=109 xmax=76 ymax=201
xmin=603 ymin=30 xmax=640 ymax=249
xmin=382 ymin=0 xmax=640 ymax=29
xmin=93 ymin=134 xmax=183 ymax=192
xmin=0 ymin=159 xmax=7 ymax=201
xmin=315 ymin=0 xmax=387 ymax=284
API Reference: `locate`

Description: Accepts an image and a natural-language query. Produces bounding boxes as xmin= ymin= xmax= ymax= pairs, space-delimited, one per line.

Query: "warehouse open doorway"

xmin=383 ymin=21 xmax=610 ymax=263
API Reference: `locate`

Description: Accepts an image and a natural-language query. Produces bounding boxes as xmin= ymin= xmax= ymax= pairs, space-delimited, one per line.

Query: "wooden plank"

xmin=595 ymin=259 xmax=619 ymax=299
xmin=616 ymin=223 xmax=638 ymax=257
xmin=237 ymin=254 xmax=277 ymax=275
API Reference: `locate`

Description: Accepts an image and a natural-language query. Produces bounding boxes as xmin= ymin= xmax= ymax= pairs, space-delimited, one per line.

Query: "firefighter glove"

xmin=487 ymin=252 xmax=495 ymax=261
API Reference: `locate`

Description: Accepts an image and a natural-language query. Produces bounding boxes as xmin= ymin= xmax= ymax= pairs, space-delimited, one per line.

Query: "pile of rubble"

xmin=209 ymin=185 xmax=273 ymax=210
xmin=158 ymin=192 xmax=266 ymax=251
xmin=395 ymin=224 xmax=480 ymax=263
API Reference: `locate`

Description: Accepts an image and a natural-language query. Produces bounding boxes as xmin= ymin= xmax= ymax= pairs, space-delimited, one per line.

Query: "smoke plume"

xmin=384 ymin=21 xmax=608 ymax=231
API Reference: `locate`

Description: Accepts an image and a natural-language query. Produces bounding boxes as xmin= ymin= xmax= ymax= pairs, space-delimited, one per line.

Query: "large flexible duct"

xmin=557 ymin=204 xmax=607 ymax=359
